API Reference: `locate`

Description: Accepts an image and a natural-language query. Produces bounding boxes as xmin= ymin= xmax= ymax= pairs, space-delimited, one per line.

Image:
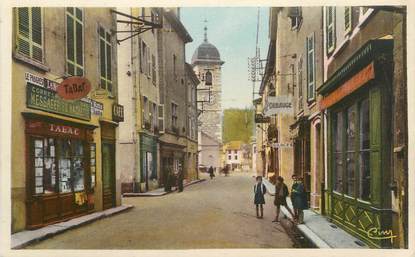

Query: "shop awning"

xmin=318 ymin=39 xmax=393 ymax=109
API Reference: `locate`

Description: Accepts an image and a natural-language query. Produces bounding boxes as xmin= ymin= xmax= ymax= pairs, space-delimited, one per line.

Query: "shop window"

xmin=326 ymin=6 xmax=336 ymax=55
xmin=16 ymin=7 xmax=43 ymax=63
xmin=332 ymin=96 xmax=372 ymax=200
xmin=90 ymin=143 xmax=96 ymax=189
xmin=99 ymin=25 xmax=113 ymax=93
xmin=34 ymin=138 xmax=57 ymax=194
xmin=345 ymin=105 xmax=357 ymax=197
xmin=32 ymin=137 xmax=88 ymax=195
xmin=66 ymin=7 xmax=84 ymax=76
xmin=358 ymin=99 xmax=371 ymax=201
xmin=333 ymin=111 xmax=343 ymax=193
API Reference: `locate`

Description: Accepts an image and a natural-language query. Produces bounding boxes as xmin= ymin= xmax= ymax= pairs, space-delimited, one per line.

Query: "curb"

xmin=11 ymin=204 xmax=133 ymax=249
xmin=123 ymin=179 xmax=206 ymax=197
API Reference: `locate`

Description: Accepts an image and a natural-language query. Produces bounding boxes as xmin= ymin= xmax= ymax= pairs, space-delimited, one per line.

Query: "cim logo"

xmin=57 ymin=76 xmax=92 ymax=100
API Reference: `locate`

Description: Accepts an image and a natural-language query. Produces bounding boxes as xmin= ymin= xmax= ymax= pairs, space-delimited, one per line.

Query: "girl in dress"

xmin=254 ymin=176 xmax=267 ymax=219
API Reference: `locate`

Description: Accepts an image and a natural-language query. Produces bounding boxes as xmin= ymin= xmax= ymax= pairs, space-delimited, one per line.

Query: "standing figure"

xmin=164 ymin=166 xmax=172 ymax=192
xmin=253 ymin=176 xmax=267 ymax=219
xmin=272 ymin=176 xmax=295 ymax=222
xmin=291 ymin=174 xmax=308 ymax=224
xmin=224 ymin=164 xmax=229 ymax=176
xmin=177 ymin=168 xmax=184 ymax=192
xmin=208 ymin=166 xmax=215 ymax=179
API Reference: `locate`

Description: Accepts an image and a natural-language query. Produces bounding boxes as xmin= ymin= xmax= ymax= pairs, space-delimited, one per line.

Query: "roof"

xmin=185 ymin=63 xmax=200 ymax=85
xmin=163 ymin=9 xmax=193 ymax=43
xmin=191 ymin=42 xmax=224 ymax=66
xmin=259 ymin=40 xmax=276 ymax=95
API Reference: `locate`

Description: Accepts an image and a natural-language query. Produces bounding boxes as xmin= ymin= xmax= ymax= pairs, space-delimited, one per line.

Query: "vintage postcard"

xmin=0 ymin=0 xmax=413 ymax=256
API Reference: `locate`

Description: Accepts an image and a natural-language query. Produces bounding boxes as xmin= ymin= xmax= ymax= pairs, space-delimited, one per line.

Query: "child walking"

xmin=254 ymin=176 xmax=267 ymax=219
xmin=272 ymin=176 xmax=295 ymax=222
xmin=291 ymin=174 xmax=308 ymax=224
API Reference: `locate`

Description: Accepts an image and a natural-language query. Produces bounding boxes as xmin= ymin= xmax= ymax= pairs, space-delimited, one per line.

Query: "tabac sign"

xmin=264 ymin=96 xmax=293 ymax=117
xmin=27 ymin=83 xmax=91 ymax=120
xmin=57 ymin=76 xmax=92 ymax=100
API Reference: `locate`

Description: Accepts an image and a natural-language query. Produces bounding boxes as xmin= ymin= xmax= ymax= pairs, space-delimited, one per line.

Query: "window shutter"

xmin=106 ymin=32 xmax=112 ymax=92
xmin=147 ymin=47 xmax=151 ymax=77
xmin=139 ymin=39 xmax=143 ymax=73
xmin=344 ymin=7 xmax=351 ymax=32
xmin=158 ymin=104 xmax=165 ymax=133
xmin=17 ymin=8 xmax=30 ymax=56
xmin=326 ymin=7 xmax=336 ymax=54
xmin=31 ymin=7 xmax=42 ymax=62
xmin=76 ymin=20 xmax=83 ymax=72
xmin=152 ymin=54 xmax=156 ymax=84
xmin=99 ymin=34 xmax=106 ymax=89
xmin=369 ymin=87 xmax=381 ymax=206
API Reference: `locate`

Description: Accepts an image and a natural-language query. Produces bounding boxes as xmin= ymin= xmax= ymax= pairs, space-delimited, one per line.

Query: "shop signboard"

xmin=57 ymin=76 xmax=92 ymax=100
xmin=255 ymin=113 xmax=270 ymax=123
xmin=27 ymin=83 xmax=91 ymax=120
xmin=112 ymin=103 xmax=124 ymax=122
xmin=263 ymin=96 xmax=293 ymax=117
xmin=82 ymin=98 xmax=104 ymax=116
xmin=271 ymin=142 xmax=293 ymax=148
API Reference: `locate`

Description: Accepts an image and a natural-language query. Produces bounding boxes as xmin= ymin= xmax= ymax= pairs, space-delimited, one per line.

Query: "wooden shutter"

xmin=326 ymin=7 xmax=336 ymax=54
xmin=158 ymin=104 xmax=165 ymax=133
xmin=99 ymin=27 xmax=106 ymax=89
xmin=106 ymin=31 xmax=112 ymax=92
xmin=31 ymin=7 xmax=43 ymax=62
xmin=369 ymin=87 xmax=381 ymax=206
xmin=147 ymin=47 xmax=151 ymax=78
xmin=344 ymin=7 xmax=352 ymax=33
xmin=75 ymin=10 xmax=84 ymax=75
xmin=67 ymin=14 xmax=75 ymax=74
xmin=306 ymin=34 xmax=315 ymax=101
xmin=17 ymin=8 xmax=30 ymax=56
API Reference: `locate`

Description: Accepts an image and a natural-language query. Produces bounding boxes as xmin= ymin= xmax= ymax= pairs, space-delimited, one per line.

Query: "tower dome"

xmin=191 ymin=23 xmax=224 ymax=66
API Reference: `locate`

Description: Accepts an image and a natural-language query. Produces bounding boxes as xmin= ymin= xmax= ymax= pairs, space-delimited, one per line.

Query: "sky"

xmin=181 ymin=7 xmax=269 ymax=110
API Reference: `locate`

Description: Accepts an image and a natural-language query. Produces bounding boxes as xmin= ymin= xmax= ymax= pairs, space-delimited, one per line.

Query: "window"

xmin=235 ymin=155 xmax=238 ymax=160
xmin=152 ymin=54 xmax=156 ymax=84
xmin=149 ymin=100 xmax=153 ymax=129
xmin=228 ymin=150 xmax=231 ymax=154
xmin=33 ymin=138 xmax=56 ymax=194
xmin=332 ymin=97 xmax=372 ymax=200
xmin=173 ymin=54 xmax=177 ymax=80
xmin=205 ymin=71 xmax=212 ymax=86
xmin=306 ymin=33 xmax=315 ymax=101
xmin=32 ymin=137 xmax=87 ymax=195
xmin=228 ymin=155 xmax=231 ymax=160
xmin=99 ymin=26 xmax=112 ymax=92
xmin=142 ymin=96 xmax=148 ymax=128
xmin=16 ymin=7 xmax=43 ymax=62
xmin=288 ymin=7 xmax=302 ymax=30
xmin=90 ymin=143 xmax=96 ymax=189
xmin=234 ymin=150 xmax=237 ymax=154
xmin=158 ymin=105 xmax=165 ymax=133
xmin=297 ymin=56 xmax=303 ymax=111
xmin=326 ymin=6 xmax=336 ymax=54
xmin=66 ymin=7 xmax=84 ymax=76
xmin=358 ymin=99 xmax=370 ymax=200
xmin=153 ymin=103 xmax=158 ymax=131
xmin=171 ymin=103 xmax=178 ymax=129
xmin=333 ymin=111 xmax=343 ymax=193
xmin=344 ymin=7 xmax=352 ymax=34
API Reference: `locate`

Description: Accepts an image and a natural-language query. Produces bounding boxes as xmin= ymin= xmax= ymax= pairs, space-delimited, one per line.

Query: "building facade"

xmin=117 ymin=7 xmax=162 ymax=193
xmin=12 ymin=7 xmax=123 ymax=232
xmin=320 ymin=6 xmax=407 ymax=248
xmin=157 ymin=8 xmax=195 ymax=188
xmin=192 ymin=25 xmax=224 ymax=170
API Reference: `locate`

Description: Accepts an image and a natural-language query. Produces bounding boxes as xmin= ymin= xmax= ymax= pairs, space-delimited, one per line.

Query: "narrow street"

xmin=26 ymin=172 xmax=294 ymax=249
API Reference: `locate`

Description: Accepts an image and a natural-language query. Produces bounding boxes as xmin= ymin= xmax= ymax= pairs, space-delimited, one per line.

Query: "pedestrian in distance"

xmin=291 ymin=174 xmax=308 ymax=224
xmin=208 ymin=166 xmax=215 ymax=179
xmin=177 ymin=169 xmax=184 ymax=192
xmin=253 ymin=176 xmax=267 ymax=219
xmin=272 ymin=176 xmax=295 ymax=223
xmin=224 ymin=164 xmax=229 ymax=177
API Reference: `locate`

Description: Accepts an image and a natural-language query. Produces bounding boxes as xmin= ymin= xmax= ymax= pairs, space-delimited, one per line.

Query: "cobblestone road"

xmin=27 ymin=172 xmax=294 ymax=249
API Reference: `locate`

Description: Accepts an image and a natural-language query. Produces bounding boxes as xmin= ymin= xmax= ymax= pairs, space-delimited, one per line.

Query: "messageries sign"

xmin=27 ymin=83 xmax=91 ymax=120
xmin=57 ymin=76 xmax=92 ymax=100
xmin=264 ymin=96 xmax=293 ymax=117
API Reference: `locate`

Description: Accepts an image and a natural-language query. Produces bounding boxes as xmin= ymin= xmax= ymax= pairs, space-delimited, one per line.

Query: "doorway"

xmin=102 ymin=141 xmax=115 ymax=210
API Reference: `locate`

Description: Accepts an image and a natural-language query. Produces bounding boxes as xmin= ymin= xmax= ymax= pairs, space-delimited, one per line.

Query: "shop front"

xmin=140 ymin=133 xmax=158 ymax=192
xmin=23 ymin=114 xmax=96 ymax=229
xmin=319 ymin=39 xmax=394 ymax=248
xmin=159 ymin=142 xmax=185 ymax=190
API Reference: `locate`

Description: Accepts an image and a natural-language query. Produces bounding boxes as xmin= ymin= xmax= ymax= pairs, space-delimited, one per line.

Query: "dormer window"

xmin=205 ymin=71 xmax=212 ymax=85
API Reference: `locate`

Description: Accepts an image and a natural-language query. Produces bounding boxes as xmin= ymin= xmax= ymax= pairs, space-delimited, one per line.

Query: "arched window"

xmin=205 ymin=71 xmax=212 ymax=86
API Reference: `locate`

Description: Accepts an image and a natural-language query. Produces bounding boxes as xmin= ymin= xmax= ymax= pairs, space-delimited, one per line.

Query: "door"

xmin=102 ymin=141 xmax=115 ymax=209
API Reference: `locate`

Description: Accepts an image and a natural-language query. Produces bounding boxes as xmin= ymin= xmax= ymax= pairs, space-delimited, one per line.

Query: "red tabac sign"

xmin=57 ymin=76 xmax=92 ymax=100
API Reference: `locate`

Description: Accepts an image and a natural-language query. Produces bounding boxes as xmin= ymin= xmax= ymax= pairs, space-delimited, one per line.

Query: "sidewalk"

xmin=123 ymin=178 xmax=206 ymax=197
xmin=11 ymin=204 xmax=133 ymax=249
xmin=262 ymin=179 xmax=369 ymax=248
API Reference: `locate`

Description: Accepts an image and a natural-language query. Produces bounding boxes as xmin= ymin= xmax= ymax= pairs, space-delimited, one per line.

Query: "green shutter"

xmin=67 ymin=15 xmax=74 ymax=62
xmin=31 ymin=7 xmax=42 ymax=62
xmin=76 ymin=21 xmax=83 ymax=66
xmin=369 ymin=87 xmax=381 ymax=206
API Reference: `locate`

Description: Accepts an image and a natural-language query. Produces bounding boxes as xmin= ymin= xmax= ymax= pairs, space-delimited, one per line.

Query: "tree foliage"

xmin=223 ymin=108 xmax=254 ymax=144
